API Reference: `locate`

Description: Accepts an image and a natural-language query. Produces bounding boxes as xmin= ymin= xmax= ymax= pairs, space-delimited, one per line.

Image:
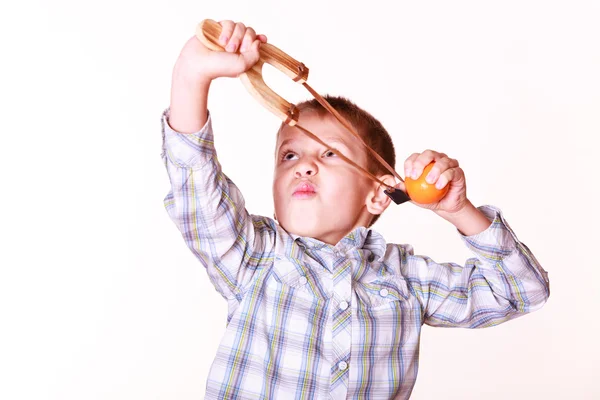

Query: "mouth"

xmin=293 ymin=182 xmax=317 ymax=198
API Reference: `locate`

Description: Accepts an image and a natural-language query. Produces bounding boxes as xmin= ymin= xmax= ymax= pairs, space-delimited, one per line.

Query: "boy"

xmin=162 ymin=20 xmax=550 ymax=399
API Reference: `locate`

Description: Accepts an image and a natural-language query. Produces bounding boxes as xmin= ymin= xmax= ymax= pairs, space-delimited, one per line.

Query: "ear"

xmin=365 ymin=174 xmax=396 ymax=216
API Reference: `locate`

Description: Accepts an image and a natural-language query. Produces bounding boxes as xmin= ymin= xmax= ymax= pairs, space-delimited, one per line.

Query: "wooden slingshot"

xmin=196 ymin=19 xmax=411 ymax=205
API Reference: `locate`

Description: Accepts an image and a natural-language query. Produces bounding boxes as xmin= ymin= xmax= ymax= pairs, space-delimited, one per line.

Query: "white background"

xmin=1 ymin=0 xmax=598 ymax=399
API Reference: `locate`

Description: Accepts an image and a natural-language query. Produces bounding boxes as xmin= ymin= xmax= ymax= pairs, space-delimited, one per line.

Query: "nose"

xmin=294 ymin=158 xmax=318 ymax=178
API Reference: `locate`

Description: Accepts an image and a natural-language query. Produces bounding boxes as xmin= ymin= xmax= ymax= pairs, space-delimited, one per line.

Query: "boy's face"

xmin=273 ymin=112 xmax=390 ymax=245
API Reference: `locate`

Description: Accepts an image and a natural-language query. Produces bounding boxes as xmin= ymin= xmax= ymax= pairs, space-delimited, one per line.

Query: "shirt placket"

xmin=329 ymin=249 xmax=352 ymax=399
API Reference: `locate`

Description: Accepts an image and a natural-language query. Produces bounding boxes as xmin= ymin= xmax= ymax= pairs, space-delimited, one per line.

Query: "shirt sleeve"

xmin=401 ymin=205 xmax=550 ymax=328
xmin=160 ymin=108 xmax=276 ymax=301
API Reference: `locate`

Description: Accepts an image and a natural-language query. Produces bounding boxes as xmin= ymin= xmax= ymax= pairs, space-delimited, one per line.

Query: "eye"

xmin=280 ymin=149 xmax=298 ymax=161
xmin=324 ymin=149 xmax=336 ymax=157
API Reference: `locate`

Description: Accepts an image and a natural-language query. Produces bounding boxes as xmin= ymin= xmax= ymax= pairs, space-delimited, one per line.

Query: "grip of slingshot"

xmin=195 ymin=19 xmax=309 ymax=125
xmin=195 ymin=19 xmax=309 ymax=83
xmin=195 ymin=19 xmax=226 ymax=52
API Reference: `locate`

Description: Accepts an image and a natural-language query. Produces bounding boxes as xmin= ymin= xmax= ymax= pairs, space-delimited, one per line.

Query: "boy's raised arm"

xmin=400 ymin=205 xmax=550 ymax=328
xmin=168 ymin=19 xmax=267 ymax=132
xmin=161 ymin=22 xmax=274 ymax=302
xmin=168 ymin=67 xmax=211 ymax=134
xmin=399 ymin=151 xmax=550 ymax=328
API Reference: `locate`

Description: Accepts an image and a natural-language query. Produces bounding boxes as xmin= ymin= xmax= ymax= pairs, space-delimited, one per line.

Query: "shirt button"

xmin=339 ymin=301 xmax=349 ymax=310
xmin=298 ymin=276 xmax=308 ymax=285
xmin=338 ymin=361 xmax=348 ymax=371
xmin=379 ymin=288 xmax=389 ymax=297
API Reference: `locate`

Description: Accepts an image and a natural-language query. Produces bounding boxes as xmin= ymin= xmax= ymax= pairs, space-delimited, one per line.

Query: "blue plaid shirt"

xmin=161 ymin=108 xmax=550 ymax=399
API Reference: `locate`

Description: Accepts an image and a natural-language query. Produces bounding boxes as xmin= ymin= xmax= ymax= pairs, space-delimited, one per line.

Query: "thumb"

xmin=240 ymin=39 xmax=262 ymax=69
xmin=395 ymin=180 xmax=406 ymax=193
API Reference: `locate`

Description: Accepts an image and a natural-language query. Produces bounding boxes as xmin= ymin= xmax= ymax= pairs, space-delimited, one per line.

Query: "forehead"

xmin=276 ymin=112 xmax=349 ymax=147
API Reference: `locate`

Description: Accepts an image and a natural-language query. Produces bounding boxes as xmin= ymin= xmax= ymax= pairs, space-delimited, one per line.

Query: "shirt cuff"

xmin=459 ymin=205 xmax=519 ymax=263
xmin=160 ymin=107 xmax=215 ymax=168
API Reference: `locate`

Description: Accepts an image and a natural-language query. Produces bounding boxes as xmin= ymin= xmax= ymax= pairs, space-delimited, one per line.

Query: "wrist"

xmin=172 ymin=62 xmax=213 ymax=89
xmin=435 ymin=200 xmax=475 ymax=221
xmin=169 ymin=67 xmax=212 ymax=134
xmin=436 ymin=200 xmax=491 ymax=236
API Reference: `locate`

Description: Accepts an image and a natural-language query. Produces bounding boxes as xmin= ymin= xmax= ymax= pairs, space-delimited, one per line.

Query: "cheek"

xmin=272 ymin=177 xmax=287 ymax=207
xmin=328 ymin=172 xmax=372 ymax=203
xmin=327 ymin=169 xmax=358 ymax=190
xmin=273 ymin=169 xmax=286 ymax=185
xmin=272 ymin=182 xmax=281 ymax=202
xmin=273 ymin=165 xmax=289 ymax=180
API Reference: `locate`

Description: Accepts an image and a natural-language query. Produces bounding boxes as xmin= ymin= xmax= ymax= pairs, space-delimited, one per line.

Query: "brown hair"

xmin=276 ymin=95 xmax=396 ymax=227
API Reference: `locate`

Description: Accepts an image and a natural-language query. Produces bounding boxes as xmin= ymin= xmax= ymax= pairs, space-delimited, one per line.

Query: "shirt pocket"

xmin=355 ymin=274 xmax=411 ymax=309
xmin=260 ymin=257 xmax=329 ymax=337
xmin=265 ymin=256 xmax=329 ymax=304
xmin=354 ymin=275 xmax=421 ymax=346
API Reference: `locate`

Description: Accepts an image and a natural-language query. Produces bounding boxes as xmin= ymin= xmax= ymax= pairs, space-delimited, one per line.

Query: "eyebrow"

xmin=277 ymin=136 xmax=348 ymax=151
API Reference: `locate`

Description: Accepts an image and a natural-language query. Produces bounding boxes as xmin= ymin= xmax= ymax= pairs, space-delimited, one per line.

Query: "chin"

xmin=281 ymin=217 xmax=322 ymax=238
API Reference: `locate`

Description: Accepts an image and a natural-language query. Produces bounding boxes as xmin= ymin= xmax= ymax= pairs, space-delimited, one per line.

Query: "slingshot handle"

xmin=196 ymin=19 xmax=309 ymax=125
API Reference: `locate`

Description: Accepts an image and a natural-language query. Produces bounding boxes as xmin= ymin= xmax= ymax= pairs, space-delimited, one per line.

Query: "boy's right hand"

xmin=174 ymin=20 xmax=268 ymax=84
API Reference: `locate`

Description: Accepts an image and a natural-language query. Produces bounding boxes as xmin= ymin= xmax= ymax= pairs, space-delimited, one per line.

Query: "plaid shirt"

xmin=161 ymin=109 xmax=550 ymax=399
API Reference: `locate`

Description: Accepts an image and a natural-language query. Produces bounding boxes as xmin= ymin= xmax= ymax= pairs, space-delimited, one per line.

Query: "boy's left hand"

xmin=400 ymin=150 xmax=469 ymax=214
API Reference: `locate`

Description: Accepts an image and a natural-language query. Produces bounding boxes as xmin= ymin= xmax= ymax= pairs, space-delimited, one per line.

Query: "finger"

xmin=425 ymin=157 xmax=458 ymax=184
xmin=411 ymin=150 xmax=439 ymax=179
xmin=435 ymin=167 xmax=461 ymax=190
xmin=378 ymin=174 xmax=402 ymax=191
xmin=226 ymin=22 xmax=246 ymax=52
xmin=241 ymin=39 xmax=262 ymax=67
xmin=240 ymin=27 xmax=256 ymax=52
xmin=218 ymin=20 xmax=235 ymax=46
xmin=257 ymin=34 xmax=268 ymax=43
xmin=394 ymin=180 xmax=406 ymax=193
xmin=404 ymin=152 xmax=420 ymax=178
xmin=222 ymin=40 xmax=262 ymax=77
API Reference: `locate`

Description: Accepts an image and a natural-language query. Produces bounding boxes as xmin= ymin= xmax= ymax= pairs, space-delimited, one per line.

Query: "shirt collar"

xmin=288 ymin=226 xmax=387 ymax=261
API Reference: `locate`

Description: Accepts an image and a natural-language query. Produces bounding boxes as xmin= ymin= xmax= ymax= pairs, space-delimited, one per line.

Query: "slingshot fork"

xmin=196 ymin=19 xmax=411 ymax=205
